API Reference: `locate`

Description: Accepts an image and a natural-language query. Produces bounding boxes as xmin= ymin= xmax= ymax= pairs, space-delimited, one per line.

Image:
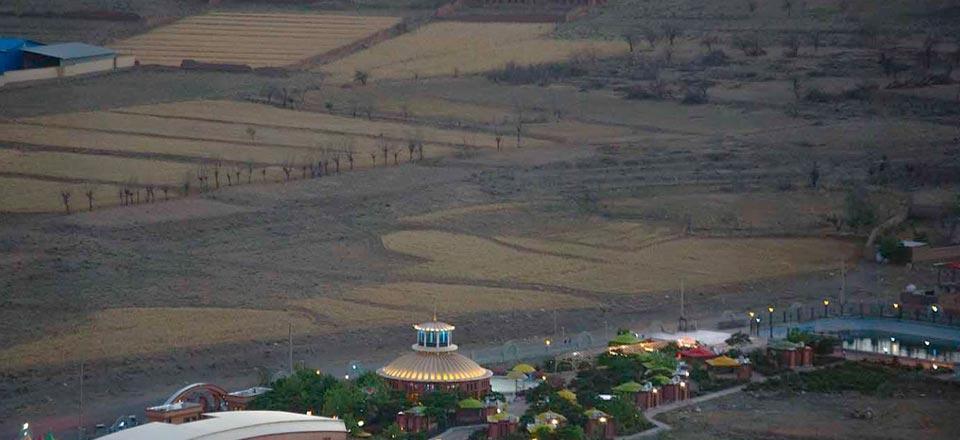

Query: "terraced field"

xmin=111 ymin=12 xmax=400 ymax=67
xmin=320 ymin=22 xmax=628 ymax=82
xmin=0 ymin=100 xmax=506 ymax=212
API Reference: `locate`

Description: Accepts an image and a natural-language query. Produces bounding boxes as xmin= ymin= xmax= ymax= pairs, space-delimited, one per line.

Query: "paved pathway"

xmin=429 ymin=424 xmax=486 ymax=440
xmin=623 ymin=385 xmax=748 ymax=438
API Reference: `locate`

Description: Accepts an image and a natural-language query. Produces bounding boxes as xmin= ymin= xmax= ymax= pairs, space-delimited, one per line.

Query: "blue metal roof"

xmin=0 ymin=38 xmax=42 ymax=52
xmin=21 ymin=42 xmax=114 ymax=60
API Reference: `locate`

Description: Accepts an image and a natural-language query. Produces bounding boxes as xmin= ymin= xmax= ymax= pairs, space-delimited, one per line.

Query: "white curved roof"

xmin=98 ymin=411 xmax=346 ymax=440
xmin=378 ymin=352 xmax=492 ymax=383
xmin=414 ymin=321 xmax=455 ymax=331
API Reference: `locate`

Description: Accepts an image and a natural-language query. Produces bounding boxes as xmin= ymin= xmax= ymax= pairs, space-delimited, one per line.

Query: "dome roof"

xmin=378 ymin=352 xmax=492 ymax=383
xmin=414 ymin=321 xmax=455 ymax=332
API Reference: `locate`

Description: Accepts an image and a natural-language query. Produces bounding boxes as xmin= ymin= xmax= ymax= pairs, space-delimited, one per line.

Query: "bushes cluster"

xmin=747 ymin=362 xmax=913 ymax=395
xmin=485 ymin=61 xmax=587 ymax=85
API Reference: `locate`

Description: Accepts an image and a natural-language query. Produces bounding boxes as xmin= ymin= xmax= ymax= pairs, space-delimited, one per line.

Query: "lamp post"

xmin=767 ymin=306 xmax=774 ymax=338
xmin=748 ymin=311 xmax=756 ymax=336
xmin=931 ymin=305 xmax=939 ymax=323
xmin=545 ymin=339 xmax=551 ymax=353
xmin=822 ymin=299 xmax=830 ymax=318
xmin=893 ymin=303 xmax=901 ymax=320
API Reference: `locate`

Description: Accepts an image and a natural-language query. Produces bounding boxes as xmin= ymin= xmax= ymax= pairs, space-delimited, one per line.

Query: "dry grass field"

xmin=383 ymin=229 xmax=855 ymax=294
xmin=343 ymin=282 xmax=596 ymax=315
xmin=320 ymin=22 xmax=628 ymax=82
xmin=0 ymin=100 xmax=517 ymax=212
xmin=112 ymin=12 xmax=400 ymax=67
xmin=0 ymin=307 xmax=320 ymax=370
xmin=0 ymin=177 xmax=119 ymax=212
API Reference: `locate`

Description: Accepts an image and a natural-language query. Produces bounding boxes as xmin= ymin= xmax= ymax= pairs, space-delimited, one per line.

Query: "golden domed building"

xmin=378 ymin=320 xmax=493 ymax=400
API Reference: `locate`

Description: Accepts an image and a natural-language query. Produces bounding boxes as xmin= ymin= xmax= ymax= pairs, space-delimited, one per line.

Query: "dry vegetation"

xmin=382 ymin=229 xmax=856 ymax=294
xmin=112 ymin=12 xmax=400 ymax=67
xmin=320 ymin=22 xmax=628 ymax=82
xmin=0 ymin=100 xmax=523 ymax=212
xmin=0 ymin=307 xmax=320 ymax=370
xmin=343 ymin=282 xmax=596 ymax=315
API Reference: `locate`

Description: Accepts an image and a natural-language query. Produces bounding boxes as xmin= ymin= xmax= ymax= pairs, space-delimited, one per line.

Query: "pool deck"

xmin=773 ymin=317 xmax=960 ymax=341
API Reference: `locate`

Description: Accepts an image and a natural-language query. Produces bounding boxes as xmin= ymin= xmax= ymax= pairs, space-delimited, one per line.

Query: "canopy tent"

xmin=512 ymin=363 xmax=537 ymax=374
xmin=557 ymin=389 xmax=577 ymax=403
xmin=705 ymin=355 xmax=740 ymax=368
xmin=608 ymin=332 xmax=642 ymax=346
xmin=506 ymin=370 xmax=528 ymax=380
xmin=767 ymin=339 xmax=803 ymax=351
xmin=679 ymin=346 xmax=717 ymax=359
xmin=458 ymin=398 xmax=486 ymax=409
xmin=611 ymin=381 xmax=644 ymax=393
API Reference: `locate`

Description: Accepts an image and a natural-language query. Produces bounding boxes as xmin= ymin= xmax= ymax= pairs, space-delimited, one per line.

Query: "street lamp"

xmin=748 ymin=311 xmax=756 ymax=336
xmin=822 ymin=299 xmax=830 ymax=318
xmin=767 ymin=306 xmax=775 ymax=338
xmin=545 ymin=339 xmax=552 ymax=353
xmin=931 ymin=305 xmax=939 ymax=323
xmin=893 ymin=303 xmax=901 ymax=319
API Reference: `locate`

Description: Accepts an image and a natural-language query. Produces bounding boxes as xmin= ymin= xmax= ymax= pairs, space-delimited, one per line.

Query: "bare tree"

xmin=245 ymin=126 xmax=257 ymax=142
xmin=782 ymin=0 xmax=793 ymax=17
xmin=783 ymin=33 xmax=801 ymax=57
xmin=393 ymin=148 xmax=400 ymax=166
xmin=622 ymin=31 xmax=639 ymax=54
xmin=60 ymin=190 xmax=71 ymax=214
xmin=197 ymin=162 xmax=209 ymax=192
xmin=746 ymin=0 xmax=758 ymax=14
xmin=181 ymin=171 xmax=192 ymax=197
xmin=808 ymin=31 xmax=823 ymax=53
xmin=161 ymin=185 xmax=170 ymax=201
xmin=700 ymin=34 xmax=721 ymax=52
xmin=661 ymin=46 xmax=674 ymax=65
xmin=235 ymin=165 xmax=242 ymax=186
xmin=920 ymin=32 xmax=939 ymax=70
xmin=213 ymin=159 xmax=222 ymax=189
xmin=417 ymin=142 xmax=424 ymax=161
xmin=495 ymin=129 xmax=503 ymax=152
xmin=662 ymin=23 xmax=682 ymax=46
xmin=643 ymin=27 xmax=660 ymax=50
xmin=354 ymin=70 xmax=369 ymax=86
xmin=791 ymin=76 xmax=803 ymax=101
xmin=407 ymin=140 xmax=416 ymax=161
xmin=733 ymin=32 xmax=765 ymax=56
xmin=370 ymin=152 xmax=377 ymax=167
xmin=84 ymin=186 xmax=96 ymax=211
xmin=333 ymin=152 xmax=341 ymax=174
xmin=281 ymin=160 xmax=293 ymax=182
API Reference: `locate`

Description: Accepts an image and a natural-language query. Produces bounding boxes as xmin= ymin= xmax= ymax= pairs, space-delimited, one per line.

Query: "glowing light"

xmin=890 ymin=337 xmax=896 ymax=342
xmin=932 ymin=305 xmax=939 ymax=313
xmin=679 ymin=382 xmax=686 ymax=388
xmin=316 ymin=369 xmax=321 ymax=375
xmin=599 ymin=417 xmax=608 ymax=423
xmin=748 ymin=311 xmax=755 ymax=318
xmin=545 ymin=339 xmax=552 ymax=347
xmin=823 ymin=299 xmax=830 ymax=306
xmin=306 ymin=410 xmax=313 ymax=416
xmin=358 ymin=420 xmax=365 ymax=427
xmin=893 ymin=303 xmax=900 ymax=309
xmin=924 ymin=341 xmax=931 ymax=346
xmin=345 ymin=375 xmax=350 ymax=380
xmin=22 ymin=423 xmax=29 ymax=430
xmin=550 ymin=419 xmax=559 ymax=426
xmin=767 ymin=306 xmax=774 ymax=313
xmin=933 ymin=364 xmax=940 ymax=370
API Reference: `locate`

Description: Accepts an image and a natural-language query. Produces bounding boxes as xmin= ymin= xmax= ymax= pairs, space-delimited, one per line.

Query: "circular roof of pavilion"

xmin=414 ymin=321 xmax=455 ymax=332
xmin=378 ymin=352 xmax=492 ymax=383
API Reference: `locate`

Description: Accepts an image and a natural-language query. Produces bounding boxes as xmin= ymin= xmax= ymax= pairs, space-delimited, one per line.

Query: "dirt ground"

xmin=1 ymin=0 xmax=959 ymax=436
xmin=656 ymin=383 xmax=960 ymax=439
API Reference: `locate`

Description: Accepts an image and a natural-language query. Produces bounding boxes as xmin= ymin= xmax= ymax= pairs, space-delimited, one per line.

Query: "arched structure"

xmin=378 ymin=320 xmax=493 ymax=400
xmin=163 ymin=383 xmax=231 ymax=412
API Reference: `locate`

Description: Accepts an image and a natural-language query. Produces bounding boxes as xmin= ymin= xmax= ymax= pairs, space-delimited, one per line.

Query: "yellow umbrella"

xmin=557 ymin=389 xmax=577 ymax=403
xmin=512 ymin=363 xmax=537 ymax=374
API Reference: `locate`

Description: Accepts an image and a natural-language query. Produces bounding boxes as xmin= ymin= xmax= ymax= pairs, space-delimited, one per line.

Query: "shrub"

xmin=485 ymin=61 xmax=586 ymax=85
xmin=844 ymin=187 xmax=876 ymax=229
xmin=697 ymin=49 xmax=729 ymax=66
xmin=681 ymin=84 xmax=709 ymax=104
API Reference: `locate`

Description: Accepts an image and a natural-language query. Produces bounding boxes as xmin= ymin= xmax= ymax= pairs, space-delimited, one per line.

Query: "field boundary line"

xmin=0 ymin=171 xmax=154 ymax=188
xmin=107 ymin=109 xmax=495 ymax=150
xmin=0 ymin=141 xmax=274 ymax=167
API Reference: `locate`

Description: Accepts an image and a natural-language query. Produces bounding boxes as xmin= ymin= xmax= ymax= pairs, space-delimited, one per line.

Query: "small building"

xmin=22 ymin=42 xmax=116 ymax=69
xmin=0 ymin=38 xmax=42 ymax=73
xmin=583 ymin=409 xmax=616 ymax=439
xmin=660 ymin=377 xmax=689 ymax=403
xmin=145 ymin=402 xmax=203 ymax=424
xmin=768 ymin=340 xmax=813 ymax=369
xmin=396 ymin=406 xmax=434 ymax=433
xmin=225 ymin=386 xmax=271 ymax=410
xmin=704 ymin=355 xmax=752 ymax=381
xmin=99 ymin=411 xmax=347 ymax=440
xmin=636 ymin=382 xmax=662 ymax=410
xmin=487 ymin=412 xmax=519 ymax=440
xmin=527 ymin=411 xmax=567 ymax=433
xmin=455 ymin=398 xmax=497 ymax=424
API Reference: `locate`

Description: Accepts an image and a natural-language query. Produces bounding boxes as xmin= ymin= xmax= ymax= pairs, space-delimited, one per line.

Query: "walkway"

xmin=429 ymin=424 xmax=486 ymax=440
xmin=624 ymin=385 xmax=747 ymax=438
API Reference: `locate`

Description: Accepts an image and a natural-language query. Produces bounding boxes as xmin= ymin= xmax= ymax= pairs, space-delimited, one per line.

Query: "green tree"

xmin=596 ymin=399 xmax=652 ymax=435
xmin=420 ymin=391 xmax=460 ymax=429
xmin=251 ymin=368 xmax=339 ymax=413
xmin=844 ymin=187 xmax=876 ymax=229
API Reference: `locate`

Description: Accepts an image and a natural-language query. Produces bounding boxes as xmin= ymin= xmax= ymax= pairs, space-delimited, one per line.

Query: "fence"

xmin=738 ymin=299 xmax=960 ymax=338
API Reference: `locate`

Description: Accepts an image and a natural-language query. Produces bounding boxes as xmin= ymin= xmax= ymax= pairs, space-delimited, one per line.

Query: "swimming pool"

xmin=774 ymin=317 xmax=960 ymax=363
